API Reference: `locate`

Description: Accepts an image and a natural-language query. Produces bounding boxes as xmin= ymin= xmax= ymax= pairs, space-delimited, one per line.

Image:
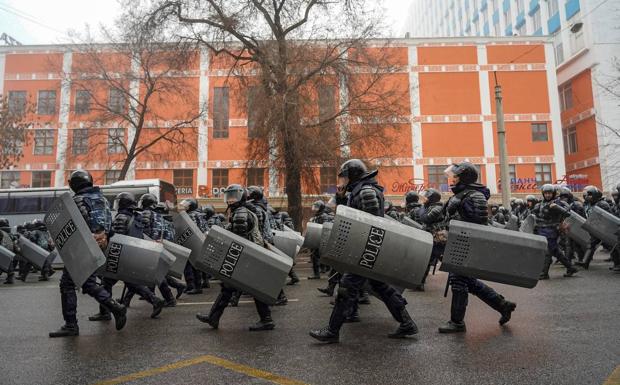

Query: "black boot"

xmin=388 ymin=308 xmax=419 ymax=338
xmin=4 ymin=274 xmax=14 ymax=284
xmin=229 ymin=291 xmax=241 ymax=307
xmin=317 ymin=281 xmax=336 ymax=296
xmin=309 ymin=327 xmax=339 ymax=343
xmin=175 ymin=283 xmax=187 ymax=299
xmin=286 ymin=271 xmax=300 ymax=286
xmin=539 ymin=254 xmax=552 ymax=280
xmin=344 ymin=306 xmax=360 ymax=323
xmin=151 ymin=298 xmax=165 ymax=319
xmin=308 ymin=275 xmax=321 ymax=280
xmin=439 ymin=290 xmax=467 ymax=334
xmin=275 ymin=290 xmax=288 ymax=306
xmin=358 ymin=290 xmax=371 ymax=305
xmin=49 ymin=324 xmax=79 ymax=338
xmin=564 ymin=266 xmax=578 ymax=277
xmin=88 ymin=307 xmax=111 ymax=322
xmin=196 ymin=292 xmax=229 ymax=329
xmin=249 ymin=317 xmax=275 ymax=331
xmin=438 ymin=320 xmax=466 ymax=333
xmin=38 ymin=270 xmax=49 ymax=281
xmin=186 ymin=288 xmax=203 ymax=295
xmin=481 ymin=294 xmax=516 ymax=326
xmin=102 ymin=298 xmax=127 ymax=331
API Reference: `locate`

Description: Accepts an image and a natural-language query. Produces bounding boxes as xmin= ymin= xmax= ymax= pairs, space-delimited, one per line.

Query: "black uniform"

xmin=416 ymin=189 xmax=444 ymax=291
xmin=578 ymin=188 xmax=614 ymax=269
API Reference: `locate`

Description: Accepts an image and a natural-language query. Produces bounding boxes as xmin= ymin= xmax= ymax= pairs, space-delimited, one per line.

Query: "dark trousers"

xmin=537 ymin=228 xmax=573 ymax=274
xmin=99 ymin=277 xmax=157 ymax=315
xmin=328 ymin=273 xmax=408 ymax=333
xmin=59 ymin=268 xmax=111 ymax=326
xmin=448 ymin=273 xmax=503 ymax=323
xmin=310 ymin=250 xmax=321 ymax=277
xmin=183 ymin=262 xmax=202 ymax=290
xmin=207 ymin=284 xmax=271 ymax=323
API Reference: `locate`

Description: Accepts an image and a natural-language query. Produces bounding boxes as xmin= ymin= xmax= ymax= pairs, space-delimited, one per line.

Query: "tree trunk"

xmin=119 ymin=156 xmax=133 ymax=181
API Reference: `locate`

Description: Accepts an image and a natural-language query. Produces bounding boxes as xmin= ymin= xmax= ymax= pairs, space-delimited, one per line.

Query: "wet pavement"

xmin=0 ymin=252 xmax=618 ymax=385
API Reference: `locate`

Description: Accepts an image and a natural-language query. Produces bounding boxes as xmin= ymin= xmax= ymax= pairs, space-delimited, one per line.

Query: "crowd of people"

xmin=0 ymin=161 xmax=617 ymax=343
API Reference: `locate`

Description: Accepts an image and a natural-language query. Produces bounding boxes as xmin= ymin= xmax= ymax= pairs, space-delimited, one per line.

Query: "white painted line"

xmin=177 ymin=299 xmax=300 ymax=306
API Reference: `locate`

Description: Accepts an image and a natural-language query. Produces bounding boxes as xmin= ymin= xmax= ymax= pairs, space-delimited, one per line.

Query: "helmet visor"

xmin=224 ymin=189 xmax=244 ymax=205
xmin=311 ymin=202 xmax=321 ymax=212
xmin=112 ymin=198 xmax=121 ymax=211
xmin=444 ymin=165 xmax=457 ymax=178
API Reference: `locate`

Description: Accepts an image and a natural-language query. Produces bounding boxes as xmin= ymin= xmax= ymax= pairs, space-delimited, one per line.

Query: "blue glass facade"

xmin=547 ymin=12 xmax=561 ymax=33
xmin=565 ymin=0 xmax=580 ymax=20
xmin=515 ymin=11 xmax=526 ymax=28
xmin=528 ymin=0 xmax=540 ymax=16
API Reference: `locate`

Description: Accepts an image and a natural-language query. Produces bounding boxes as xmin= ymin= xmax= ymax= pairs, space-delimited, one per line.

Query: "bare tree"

xmin=143 ymin=0 xmax=408 ymax=228
xmin=0 ymin=94 xmax=30 ymax=170
xmin=65 ymin=10 xmax=205 ymax=180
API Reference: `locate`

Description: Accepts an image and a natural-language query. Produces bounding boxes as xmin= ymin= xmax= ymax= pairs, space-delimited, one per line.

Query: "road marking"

xmin=603 ymin=365 xmax=620 ymax=385
xmin=91 ymin=354 xmax=308 ymax=385
xmin=177 ymin=299 xmax=300 ymax=306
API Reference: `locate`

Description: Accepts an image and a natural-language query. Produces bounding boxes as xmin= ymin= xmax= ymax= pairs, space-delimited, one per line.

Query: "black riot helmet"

xmin=139 ymin=193 xmax=158 ymax=209
xmin=25 ymin=221 xmax=36 ymax=231
xmin=612 ymin=190 xmax=619 ymax=204
xmin=247 ymin=186 xmax=264 ymax=202
xmin=338 ymin=159 xmax=368 ymax=185
xmin=514 ymin=198 xmax=525 ymax=208
xmin=154 ymin=202 xmax=169 ymax=214
xmin=447 ymin=162 xmax=479 ymax=185
xmin=526 ymin=194 xmax=538 ymax=206
xmin=0 ymin=218 xmax=10 ymax=232
xmin=312 ymin=200 xmax=326 ymax=213
xmin=16 ymin=224 xmax=25 ymax=234
xmin=422 ymin=188 xmax=441 ymax=205
xmin=68 ymin=169 xmax=93 ymax=193
xmin=616 ymin=182 xmax=620 ymax=195
xmin=583 ymin=185 xmax=602 ymax=203
xmin=384 ymin=200 xmax=394 ymax=212
xmin=558 ymin=186 xmax=573 ymax=202
xmin=31 ymin=219 xmax=46 ymax=231
xmin=179 ymin=198 xmax=198 ymax=212
xmin=113 ymin=192 xmax=137 ymax=211
xmin=202 ymin=204 xmax=216 ymax=219
xmin=541 ymin=184 xmax=557 ymax=201
xmin=405 ymin=191 xmax=420 ymax=205
xmin=223 ymin=184 xmax=247 ymax=207
xmin=510 ymin=197 xmax=517 ymax=210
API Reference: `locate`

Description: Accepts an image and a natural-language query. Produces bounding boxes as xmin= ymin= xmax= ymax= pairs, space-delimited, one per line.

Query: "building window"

xmin=547 ymin=0 xmax=559 ymax=15
xmin=0 ymin=171 xmax=20 ymax=189
xmin=320 ymin=167 xmax=337 ymax=194
xmin=563 ymin=126 xmax=578 ymax=154
xmin=509 ymin=164 xmax=517 ymax=181
xmin=212 ymin=169 xmax=229 ymax=189
xmin=531 ymin=123 xmax=549 ymax=142
xmin=105 ymin=170 xmax=122 ymax=185
xmin=247 ymin=86 xmax=260 ymax=138
xmin=318 ymin=85 xmax=336 ymax=129
xmin=33 ymin=129 xmax=55 ymax=155
xmin=532 ymin=9 xmax=542 ymax=32
xmin=72 ymin=129 xmax=89 ymax=155
xmin=8 ymin=91 xmax=27 ymax=115
xmin=559 ymin=82 xmax=573 ymax=111
xmin=515 ymin=0 xmax=524 ymax=14
xmin=37 ymin=90 xmax=56 ymax=115
xmin=213 ymin=87 xmax=229 ymax=139
xmin=427 ymin=166 xmax=449 ymax=191
xmin=554 ymin=39 xmax=564 ymax=64
xmin=535 ymin=164 xmax=553 ymax=185
xmin=569 ymin=16 xmax=584 ymax=53
xmin=32 ymin=171 xmax=52 ymax=188
xmin=107 ymin=128 xmax=125 ymax=154
xmin=173 ymin=169 xmax=194 ymax=195
xmin=75 ymin=90 xmax=91 ymax=115
xmin=108 ymin=88 xmax=124 ymax=114
xmin=504 ymin=7 xmax=512 ymax=25
xmin=246 ymin=168 xmax=265 ymax=187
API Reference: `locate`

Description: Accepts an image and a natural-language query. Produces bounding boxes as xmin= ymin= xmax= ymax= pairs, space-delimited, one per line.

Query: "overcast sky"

xmin=0 ymin=0 xmax=411 ymax=45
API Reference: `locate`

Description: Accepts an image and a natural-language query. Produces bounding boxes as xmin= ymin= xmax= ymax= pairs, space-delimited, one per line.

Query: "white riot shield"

xmin=318 ymin=222 xmax=333 ymax=258
xmin=302 ymin=222 xmax=323 ymax=250
xmin=401 ymin=217 xmax=425 ymax=231
xmin=17 ymin=236 xmax=50 ymax=270
xmin=273 ymin=230 xmax=300 ymax=260
xmin=44 ymin=192 xmax=107 ymax=287
xmin=200 ymin=226 xmax=293 ymax=305
xmin=162 ymin=240 xmax=191 ymax=279
xmin=172 ymin=211 xmax=206 ymax=267
xmin=440 ymin=220 xmax=547 ymax=288
xmin=583 ymin=206 xmax=620 ymax=247
xmin=563 ymin=212 xmax=591 ymax=249
xmin=322 ymin=205 xmax=433 ymax=289
xmin=519 ymin=214 xmax=536 ymax=234
xmin=0 ymin=245 xmax=15 ymax=272
xmin=505 ymin=215 xmax=520 ymax=231
xmin=99 ymin=234 xmax=175 ymax=286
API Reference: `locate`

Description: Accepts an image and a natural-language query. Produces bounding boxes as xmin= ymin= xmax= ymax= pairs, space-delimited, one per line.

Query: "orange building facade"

xmin=0 ymin=36 xmax=568 ymax=200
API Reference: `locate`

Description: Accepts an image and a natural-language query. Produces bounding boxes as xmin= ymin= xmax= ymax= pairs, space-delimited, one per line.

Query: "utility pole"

xmin=494 ymin=73 xmax=511 ymax=208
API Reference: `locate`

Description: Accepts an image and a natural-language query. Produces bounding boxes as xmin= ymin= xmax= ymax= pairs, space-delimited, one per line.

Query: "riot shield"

xmin=99 ymin=234 xmax=175 ymax=286
xmin=505 ymin=215 xmax=520 ymax=231
xmin=583 ymin=206 xmax=620 ymax=247
xmin=302 ymin=222 xmax=323 ymax=250
xmin=519 ymin=214 xmax=536 ymax=234
xmin=172 ymin=211 xmax=206 ymax=267
xmin=200 ymin=226 xmax=293 ymax=305
xmin=322 ymin=205 xmax=433 ymax=289
xmin=318 ymin=222 xmax=333 ymax=258
xmin=17 ymin=236 xmax=50 ymax=270
xmin=162 ymin=240 xmax=191 ymax=279
xmin=440 ymin=220 xmax=547 ymax=288
xmin=0 ymin=245 xmax=15 ymax=273
xmin=273 ymin=230 xmax=300 ymax=260
xmin=44 ymin=192 xmax=107 ymax=287
xmin=401 ymin=217 xmax=425 ymax=231
xmin=563 ymin=211 xmax=591 ymax=249
xmin=282 ymin=225 xmax=304 ymax=247
xmin=490 ymin=221 xmax=506 ymax=229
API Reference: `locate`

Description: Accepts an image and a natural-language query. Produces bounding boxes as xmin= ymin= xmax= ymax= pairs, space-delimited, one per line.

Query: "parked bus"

xmin=0 ymin=179 xmax=177 ymax=226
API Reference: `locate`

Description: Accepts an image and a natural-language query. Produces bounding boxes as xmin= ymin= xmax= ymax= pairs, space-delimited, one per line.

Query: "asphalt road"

xmin=0 ymin=252 xmax=618 ymax=385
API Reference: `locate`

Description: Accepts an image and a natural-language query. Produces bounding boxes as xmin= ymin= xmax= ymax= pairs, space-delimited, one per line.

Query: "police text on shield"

xmin=359 ymin=226 xmax=385 ymax=270
xmin=219 ymin=241 xmax=244 ymax=278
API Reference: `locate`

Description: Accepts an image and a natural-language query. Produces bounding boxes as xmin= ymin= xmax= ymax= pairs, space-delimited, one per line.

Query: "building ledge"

xmin=556 ymin=46 xmax=589 ymax=71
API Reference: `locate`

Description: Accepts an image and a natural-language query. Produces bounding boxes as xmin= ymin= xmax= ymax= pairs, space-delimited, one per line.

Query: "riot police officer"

xmin=404 ymin=191 xmax=423 ymax=222
xmin=196 ymin=184 xmax=275 ymax=331
xmin=154 ymin=202 xmax=187 ymax=298
xmin=29 ymin=219 xmax=55 ymax=281
xmin=438 ymin=162 xmax=516 ymax=334
xmin=0 ymin=218 xmax=16 ymax=284
xmin=384 ymin=201 xmax=400 ymax=221
xmin=416 ymin=188 xmax=445 ymax=292
xmin=179 ymin=198 xmax=206 ymax=294
xmin=558 ymin=187 xmax=586 ymax=263
xmin=525 ymin=195 xmax=538 ymax=215
xmin=309 ymin=159 xmax=418 ymax=343
xmin=89 ymin=192 xmax=165 ymax=321
xmin=308 ymin=200 xmax=333 ymax=280
xmin=49 ymin=170 xmax=127 ymax=337
xmin=577 ymin=186 xmax=613 ymax=270
xmin=513 ymin=198 xmax=528 ymax=221
xmin=533 ymin=184 xmax=578 ymax=279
